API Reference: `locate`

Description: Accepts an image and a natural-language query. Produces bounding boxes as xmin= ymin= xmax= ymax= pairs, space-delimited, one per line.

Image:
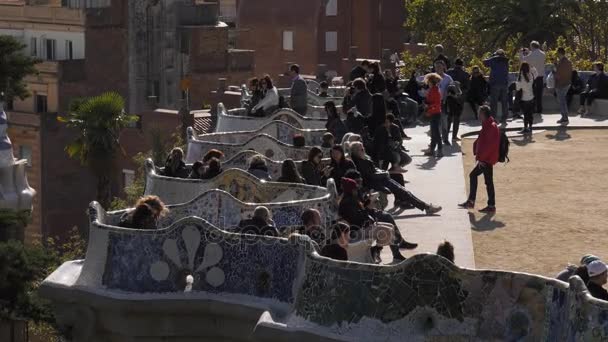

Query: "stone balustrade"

xmin=186 ymin=130 xmax=329 ymax=162
xmin=215 ymin=103 xmax=326 ymax=132
xmin=190 ymin=122 xmax=326 ymax=146
xmin=144 ymin=161 xmax=334 ymax=206
xmin=113 ymin=174 xmax=337 ymax=231
xmin=40 ymin=215 xmax=608 ymax=341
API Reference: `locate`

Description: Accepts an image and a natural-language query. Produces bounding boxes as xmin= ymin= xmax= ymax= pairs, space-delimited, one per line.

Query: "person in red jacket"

xmin=459 ymin=105 xmax=500 ymax=213
xmin=423 ymin=73 xmax=444 ymax=158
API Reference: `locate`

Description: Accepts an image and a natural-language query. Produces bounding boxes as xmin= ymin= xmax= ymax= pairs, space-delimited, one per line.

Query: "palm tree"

xmin=475 ymin=0 xmax=579 ymax=49
xmin=59 ymin=92 xmax=137 ymax=207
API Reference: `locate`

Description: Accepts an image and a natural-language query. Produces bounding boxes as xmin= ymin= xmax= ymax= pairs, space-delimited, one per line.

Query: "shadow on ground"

xmin=545 ymin=127 xmax=572 ymax=141
xmin=468 ymin=212 xmax=506 ymax=231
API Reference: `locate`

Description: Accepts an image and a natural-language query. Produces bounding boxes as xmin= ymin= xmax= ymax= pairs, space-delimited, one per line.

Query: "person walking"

xmin=289 ymin=64 xmax=308 ymax=115
xmin=521 ymin=41 xmax=546 ymax=114
xmin=554 ymin=48 xmax=573 ymax=124
xmin=483 ymin=49 xmax=510 ymax=123
xmin=433 ymin=60 xmax=454 ymax=145
xmin=433 ymin=44 xmax=451 ymax=70
xmin=515 ymin=62 xmax=536 ymax=134
xmin=459 ymin=105 xmax=500 ymax=213
xmin=447 ymin=59 xmax=470 ymax=141
xmin=423 ymin=73 xmax=443 ymax=158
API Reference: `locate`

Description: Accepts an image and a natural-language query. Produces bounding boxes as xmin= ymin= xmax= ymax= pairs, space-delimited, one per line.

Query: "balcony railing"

xmin=0 ymin=4 xmax=85 ymax=25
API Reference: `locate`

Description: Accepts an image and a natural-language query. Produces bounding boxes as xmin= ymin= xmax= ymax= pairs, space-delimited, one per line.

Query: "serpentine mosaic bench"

xmin=241 ymin=85 xmax=343 ymax=108
xmin=190 ymin=122 xmax=326 ymax=146
xmin=163 ymin=151 xmax=330 ymax=181
xmin=41 ymin=219 xmax=608 ymax=342
xmin=113 ymin=176 xmax=338 ymax=231
xmin=186 ymin=132 xmax=329 ymax=162
xmin=144 ymin=161 xmax=335 ymax=206
xmin=215 ymin=103 xmax=326 ymax=132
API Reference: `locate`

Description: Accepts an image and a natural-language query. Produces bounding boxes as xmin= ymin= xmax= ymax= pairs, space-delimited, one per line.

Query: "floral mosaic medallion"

xmin=149 ymin=225 xmax=225 ymax=288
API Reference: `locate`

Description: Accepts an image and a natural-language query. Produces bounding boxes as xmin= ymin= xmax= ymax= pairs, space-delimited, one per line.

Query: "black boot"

xmin=390 ymin=245 xmax=406 ymax=262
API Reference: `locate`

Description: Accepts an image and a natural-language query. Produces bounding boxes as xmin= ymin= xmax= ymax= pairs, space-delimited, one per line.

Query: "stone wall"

xmin=41 ymin=214 xmax=608 ymax=341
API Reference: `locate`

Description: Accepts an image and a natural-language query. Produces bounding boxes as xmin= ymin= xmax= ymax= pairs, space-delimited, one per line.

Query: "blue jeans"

xmin=555 ymin=86 xmax=570 ymax=120
xmin=490 ymin=84 xmax=509 ymax=122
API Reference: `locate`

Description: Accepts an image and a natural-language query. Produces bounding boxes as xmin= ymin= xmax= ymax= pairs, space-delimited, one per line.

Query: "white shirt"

xmin=516 ymin=72 xmax=535 ymax=101
xmin=521 ymin=48 xmax=546 ymax=79
xmin=253 ymin=86 xmax=279 ymax=111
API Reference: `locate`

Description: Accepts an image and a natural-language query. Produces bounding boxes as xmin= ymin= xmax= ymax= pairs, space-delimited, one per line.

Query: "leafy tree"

xmin=0 ymin=228 xmax=86 ymax=339
xmin=59 ymin=92 xmax=137 ymax=207
xmin=0 ymin=35 xmax=38 ymax=103
xmin=475 ymin=0 xmax=579 ymax=48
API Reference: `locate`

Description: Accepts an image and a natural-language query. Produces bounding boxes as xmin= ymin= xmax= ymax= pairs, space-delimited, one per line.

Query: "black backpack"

xmin=498 ymin=130 xmax=510 ymax=163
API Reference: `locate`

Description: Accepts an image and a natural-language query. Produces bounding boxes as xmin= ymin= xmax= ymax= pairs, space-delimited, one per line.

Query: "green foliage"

xmin=59 ymin=92 xmax=136 ymax=207
xmin=0 ymin=227 xmax=85 ymax=326
xmin=109 ymin=129 xmax=184 ymax=211
xmin=404 ymin=0 xmax=607 ymax=71
xmin=60 ymin=92 xmax=136 ymax=165
xmin=0 ymin=35 xmax=39 ymax=103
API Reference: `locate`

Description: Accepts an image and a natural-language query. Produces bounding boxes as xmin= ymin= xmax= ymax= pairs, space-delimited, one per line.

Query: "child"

xmin=423 ymin=73 xmax=443 ymax=158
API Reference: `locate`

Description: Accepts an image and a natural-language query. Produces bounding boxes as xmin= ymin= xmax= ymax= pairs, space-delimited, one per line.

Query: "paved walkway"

xmin=381 ymin=112 xmax=608 ymax=268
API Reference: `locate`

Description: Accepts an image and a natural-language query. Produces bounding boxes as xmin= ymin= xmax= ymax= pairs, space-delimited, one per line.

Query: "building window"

xmin=122 ymin=169 xmax=135 ymax=189
xmin=65 ymin=40 xmax=73 ymax=60
xmin=325 ymin=31 xmax=338 ymax=52
xmin=30 ymin=37 xmax=37 ymax=57
xmin=326 ymin=0 xmax=337 ymax=16
xmin=19 ymin=145 xmax=32 ymax=167
xmin=35 ymin=94 xmax=48 ymax=113
xmin=282 ymin=31 xmax=294 ymax=51
xmin=44 ymin=39 xmax=56 ymax=60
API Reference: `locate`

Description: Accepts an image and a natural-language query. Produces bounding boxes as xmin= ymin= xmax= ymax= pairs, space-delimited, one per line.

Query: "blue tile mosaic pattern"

xmin=101 ymin=216 xmax=303 ymax=303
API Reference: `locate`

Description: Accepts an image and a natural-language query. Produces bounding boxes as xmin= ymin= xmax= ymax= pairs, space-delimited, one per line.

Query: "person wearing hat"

xmin=585 ymin=260 xmax=608 ymax=301
xmin=338 ymin=177 xmax=407 ymax=263
xmin=483 ymin=49 xmax=510 ymax=124
xmin=556 ymin=254 xmax=601 ymax=282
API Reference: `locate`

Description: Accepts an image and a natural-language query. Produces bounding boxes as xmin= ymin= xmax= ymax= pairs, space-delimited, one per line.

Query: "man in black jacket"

xmin=350 ymin=78 xmax=372 ymax=117
xmin=350 ymin=60 xmax=370 ymax=82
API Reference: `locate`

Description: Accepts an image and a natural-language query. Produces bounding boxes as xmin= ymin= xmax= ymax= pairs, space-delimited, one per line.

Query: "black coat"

xmin=338 ymin=194 xmax=373 ymax=230
xmin=368 ymin=73 xmax=387 ymax=94
xmin=350 ymin=65 xmax=367 ymax=81
xmin=301 ymin=161 xmax=324 ymax=187
xmin=351 ymin=90 xmax=372 ymax=117
xmin=201 ymin=168 xmax=222 ymax=179
xmin=345 ymin=113 xmax=366 ymax=135
xmin=321 ymin=244 xmax=348 ymax=261
xmin=352 ymin=155 xmax=383 ymax=189
xmin=329 ymin=158 xmax=356 ymax=192
xmin=447 ymin=67 xmax=471 ymax=92
xmin=373 ymin=124 xmax=402 ymax=161
xmin=163 ymin=160 xmax=189 ymax=178
xmin=468 ymin=75 xmax=489 ymax=102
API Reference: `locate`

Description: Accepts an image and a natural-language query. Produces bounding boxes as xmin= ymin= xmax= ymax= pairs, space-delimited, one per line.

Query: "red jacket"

xmin=473 ymin=116 xmax=500 ymax=165
xmin=425 ymin=86 xmax=441 ymax=116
